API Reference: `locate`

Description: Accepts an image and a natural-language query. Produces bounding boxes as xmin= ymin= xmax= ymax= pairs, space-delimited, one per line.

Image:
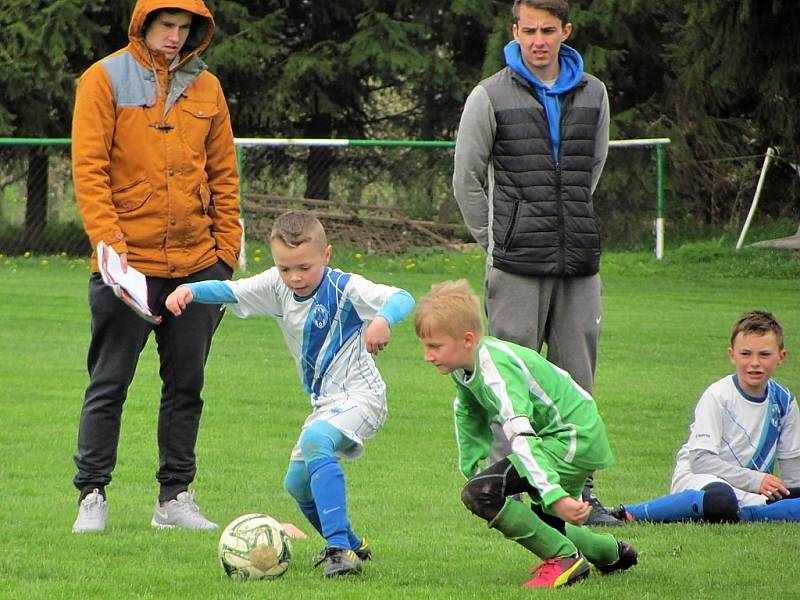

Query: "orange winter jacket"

xmin=72 ymin=0 xmax=241 ymax=277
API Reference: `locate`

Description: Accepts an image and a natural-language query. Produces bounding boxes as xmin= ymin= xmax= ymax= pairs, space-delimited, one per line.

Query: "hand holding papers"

xmin=97 ymin=241 xmax=162 ymax=324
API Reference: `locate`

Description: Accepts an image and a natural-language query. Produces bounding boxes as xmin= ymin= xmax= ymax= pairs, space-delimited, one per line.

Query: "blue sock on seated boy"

xmin=624 ymin=483 xmax=736 ymax=522
xmin=623 ymin=483 xmax=800 ymax=523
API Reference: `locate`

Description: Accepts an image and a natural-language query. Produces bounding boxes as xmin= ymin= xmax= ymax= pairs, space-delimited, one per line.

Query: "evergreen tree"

xmin=0 ymin=0 xmax=126 ymax=250
xmin=665 ymin=0 xmax=800 ymax=224
xmin=207 ymin=1 xmax=425 ymax=198
xmin=566 ymin=1 xmax=685 ymax=242
xmin=1 ymin=0 xmax=796 ymax=247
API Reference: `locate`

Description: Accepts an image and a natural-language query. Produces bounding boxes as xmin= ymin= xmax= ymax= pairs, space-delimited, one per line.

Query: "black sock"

xmin=79 ymin=486 xmax=105 ymax=504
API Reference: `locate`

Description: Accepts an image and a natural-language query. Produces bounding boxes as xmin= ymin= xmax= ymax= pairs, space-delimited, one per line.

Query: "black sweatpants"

xmin=73 ymin=261 xmax=230 ymax=502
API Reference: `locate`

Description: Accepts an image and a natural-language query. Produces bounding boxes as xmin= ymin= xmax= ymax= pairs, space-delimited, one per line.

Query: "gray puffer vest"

xmin=484 ymin=67 xmax=603 ymax=276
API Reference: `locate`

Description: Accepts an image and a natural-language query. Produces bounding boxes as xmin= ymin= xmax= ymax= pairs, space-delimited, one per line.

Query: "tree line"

xmin=1 ymin=0 xmax=797 ymax=243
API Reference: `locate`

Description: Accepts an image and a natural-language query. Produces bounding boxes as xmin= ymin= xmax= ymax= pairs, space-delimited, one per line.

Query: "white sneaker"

xmin=72 ymin=489 xmax=108 ymax=533
xmin=150 ymin=490 xmax=217 ymax=530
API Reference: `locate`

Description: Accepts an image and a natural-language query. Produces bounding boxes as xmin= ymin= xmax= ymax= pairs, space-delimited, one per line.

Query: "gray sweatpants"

xmin=484 ymin=266 xmax=602 ymax=466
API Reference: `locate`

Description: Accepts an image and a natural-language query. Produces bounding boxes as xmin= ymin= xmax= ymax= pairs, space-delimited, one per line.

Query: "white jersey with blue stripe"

xmin=227 ymin=267 xmax=400 ymax=405
xmin=673 ymin=375 xmax=800 ymax=475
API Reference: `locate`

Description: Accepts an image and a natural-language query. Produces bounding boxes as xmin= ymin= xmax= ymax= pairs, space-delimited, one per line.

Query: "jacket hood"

xmin=504 ymin=40 xmax=586 ymax=163
xmin=504 ymin=40 xmax=583 ymax=93
xmin=128 ymin=0 xmax=214 ymax=58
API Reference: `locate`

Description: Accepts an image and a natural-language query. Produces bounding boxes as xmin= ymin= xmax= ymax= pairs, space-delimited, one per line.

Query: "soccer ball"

xmin=218 ymin=513 xmax=293 ymax=580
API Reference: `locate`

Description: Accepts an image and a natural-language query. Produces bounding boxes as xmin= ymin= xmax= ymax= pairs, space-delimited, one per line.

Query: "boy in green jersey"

xmin=414 ymin=280 xmax=637 ymax=588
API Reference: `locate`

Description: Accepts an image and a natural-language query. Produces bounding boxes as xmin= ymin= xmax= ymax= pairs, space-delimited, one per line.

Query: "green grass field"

xmin=1 ymin=243 xmax=799 ymax=599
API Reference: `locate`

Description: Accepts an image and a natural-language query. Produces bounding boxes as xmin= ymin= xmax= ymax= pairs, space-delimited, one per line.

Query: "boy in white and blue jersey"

xmin=165 ymin=211 xmax=414 ymax=577
xmin=614 ymin=311 xmax=800 ymax=523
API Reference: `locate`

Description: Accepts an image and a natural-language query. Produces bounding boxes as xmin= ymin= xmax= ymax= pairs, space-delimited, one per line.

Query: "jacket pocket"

xmin=111 ymin=178 xmax=153 ymax=213
xmin=180 ymin=100 xmax=219 ymax=154
xmin=198 ymin=181 xmax=212 ymax=215
xmin=499 ymin=200 xmax=521 ymax=250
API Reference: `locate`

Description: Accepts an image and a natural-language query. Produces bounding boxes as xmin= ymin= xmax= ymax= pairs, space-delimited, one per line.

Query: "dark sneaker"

xmin=314 ymin=537 xmax=372 ymax=565
xmin=583 ymin=492 xmax=624 ymax=527
xmin=319 ymin=546 xmax=362 ymax=578
xmin=608 ymin=504 xmax=635 ymax=523
xmin=523 ymin=554 xmax=590 ymax=588
xmin=597 ymin=542 xmax=639 ymax=575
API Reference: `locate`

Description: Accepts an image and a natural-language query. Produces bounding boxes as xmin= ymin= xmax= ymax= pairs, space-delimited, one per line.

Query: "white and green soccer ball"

xmin=218 ymin=513 xmax=293 ymax=580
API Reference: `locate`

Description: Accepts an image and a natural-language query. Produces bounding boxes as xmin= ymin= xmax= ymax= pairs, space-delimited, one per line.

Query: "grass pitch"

xmin=1 ymin=243 xmax=798 ymax=599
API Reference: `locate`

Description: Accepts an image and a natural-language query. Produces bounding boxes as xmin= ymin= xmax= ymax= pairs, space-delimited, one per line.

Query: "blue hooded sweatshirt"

xmin=503 ymin=40 xmax=584 ymax=163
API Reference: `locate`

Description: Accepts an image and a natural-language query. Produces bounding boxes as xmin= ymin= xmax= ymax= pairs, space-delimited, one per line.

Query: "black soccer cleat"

xmin=608 ymin=504 xmax=635 ymax=523
xmin=597 ymin=541 xmax=638 ymax=575
xmin=314 ymin=537 xmax=372 ymax=566
xmin=319 ymin=546 xmax=363 ymax=578
xmin=582 ymin=491 xmax=624 ymax=527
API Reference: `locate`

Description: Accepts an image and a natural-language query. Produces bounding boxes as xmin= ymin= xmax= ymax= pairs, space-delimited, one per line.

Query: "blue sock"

xmin=292 ymin=491 xmax=360 ymax=547
xmin=308 ymin=456 xmax=351 ymax=549
xmin=298 ymin=500 xmax=323 ymax=536
xmin=284 ymin=460 xmax=325 ymax=535
xmin=739 ymin=498 xmax=800 ymax=521
xmin=626 ymin=490 xmax=705 ymax=522
xmin=348 ymin=529 xmax=362 ymax=550
xmin=303 ymin=499 xmax=360 ymax=549
xmin=299 ymin=423 xmax=362 ymax=550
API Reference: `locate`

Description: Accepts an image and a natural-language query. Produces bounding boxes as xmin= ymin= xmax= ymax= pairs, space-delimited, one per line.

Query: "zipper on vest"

xmin=556 ymin=162 xmax=565 ymax=273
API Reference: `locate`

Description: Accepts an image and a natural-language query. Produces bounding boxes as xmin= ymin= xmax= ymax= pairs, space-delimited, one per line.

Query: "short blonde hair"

xmin=414 ymin=279 xmax=484 ymax=339
xmin=270 ymin=211 xmax=328 ymax=250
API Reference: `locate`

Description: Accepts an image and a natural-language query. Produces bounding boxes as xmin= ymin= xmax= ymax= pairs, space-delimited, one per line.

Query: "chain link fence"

xmin=237 ymin=139 xmax=464 ymax=254
xmin=0 ymin=140 xmax=84 ymax=255
xmin=0 ymin=138 xmax=669 ymax=257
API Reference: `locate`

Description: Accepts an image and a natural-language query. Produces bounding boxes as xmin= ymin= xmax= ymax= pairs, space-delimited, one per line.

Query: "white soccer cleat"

xmin=72 ymin=488 xmax=108 ymax=533
xmin=151 ymin=490 xmax=217 ymax=530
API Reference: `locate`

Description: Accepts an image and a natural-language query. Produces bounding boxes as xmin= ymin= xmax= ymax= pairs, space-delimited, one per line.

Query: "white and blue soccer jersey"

xmin=671 ymin=375 xmax=800 ymax=495
xmin=227 ymin=267 xmax=402 ymax=408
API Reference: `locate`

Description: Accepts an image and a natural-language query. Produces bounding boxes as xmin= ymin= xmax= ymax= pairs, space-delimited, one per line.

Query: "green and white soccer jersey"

xmin=452 ymin=337 xmax=613 ymax=507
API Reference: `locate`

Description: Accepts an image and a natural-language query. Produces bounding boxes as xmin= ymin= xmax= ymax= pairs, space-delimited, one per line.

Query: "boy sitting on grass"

xmin=165 ymin=211 xmax=414 ymax=578
xmin=413 ymin=279 xmax=637 ymax=588
xmin=612 ymin=310 xmax=800 ymax=523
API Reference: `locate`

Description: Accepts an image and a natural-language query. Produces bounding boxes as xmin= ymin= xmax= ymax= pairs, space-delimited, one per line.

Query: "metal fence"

xmin=0 ymin=137 xmax=669 ymax=258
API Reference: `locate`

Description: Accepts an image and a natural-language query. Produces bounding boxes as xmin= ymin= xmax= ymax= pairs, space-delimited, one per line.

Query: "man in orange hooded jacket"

xmin=71 ymin=0 xmax=241 ymax=533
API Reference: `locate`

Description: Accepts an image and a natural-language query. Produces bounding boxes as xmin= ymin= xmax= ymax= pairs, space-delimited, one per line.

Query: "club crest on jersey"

xmin=770 ymin=403 xmax=781 ymax=429
xmin=312 ymin=303 xmax=329 ymax=328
